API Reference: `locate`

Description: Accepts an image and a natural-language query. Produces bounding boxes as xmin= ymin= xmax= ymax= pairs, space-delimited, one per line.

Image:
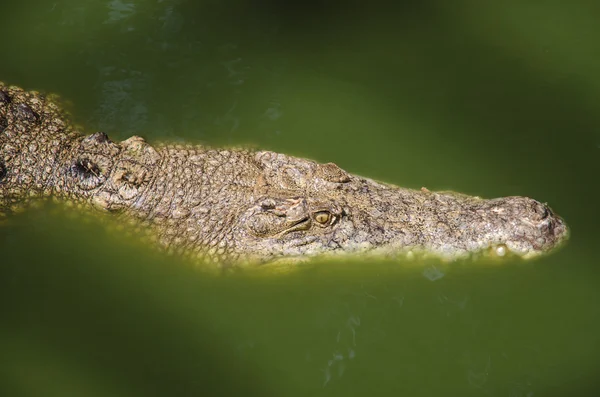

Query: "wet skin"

xmin=0 ymin=82 xmax=569 ymax=265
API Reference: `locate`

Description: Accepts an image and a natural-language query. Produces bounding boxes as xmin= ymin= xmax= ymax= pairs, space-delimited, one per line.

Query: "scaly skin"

xmin=0 ymin=82 xmax=569 ymax=265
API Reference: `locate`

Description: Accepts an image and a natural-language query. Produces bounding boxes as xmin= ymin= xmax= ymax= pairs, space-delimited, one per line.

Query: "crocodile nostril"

xmin=529 ymin=201 xmax=551 ymax=222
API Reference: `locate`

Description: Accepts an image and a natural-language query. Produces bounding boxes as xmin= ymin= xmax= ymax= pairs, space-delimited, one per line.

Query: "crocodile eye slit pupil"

xmin=314 ymin=211 xmax=331 ymax=224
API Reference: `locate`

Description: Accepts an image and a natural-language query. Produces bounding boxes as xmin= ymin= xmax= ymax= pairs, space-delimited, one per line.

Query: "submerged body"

xmin=0 ymin=82 xmax=569 ymax=265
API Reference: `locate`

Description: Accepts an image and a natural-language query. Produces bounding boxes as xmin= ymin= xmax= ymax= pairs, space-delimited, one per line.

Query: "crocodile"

xmin=0 ymin=82 xmax=569 ymax=265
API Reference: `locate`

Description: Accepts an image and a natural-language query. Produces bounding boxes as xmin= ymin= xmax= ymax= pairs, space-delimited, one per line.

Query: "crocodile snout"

xmin=533 ymin=203 xmax=568 ymax=250
xmin=513 ymin=198 xmax=569 ymax=254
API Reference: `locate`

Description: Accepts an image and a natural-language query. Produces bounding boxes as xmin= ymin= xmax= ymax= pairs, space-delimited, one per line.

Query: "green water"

xmin=1 ymin=1 xmax=599 ymax=396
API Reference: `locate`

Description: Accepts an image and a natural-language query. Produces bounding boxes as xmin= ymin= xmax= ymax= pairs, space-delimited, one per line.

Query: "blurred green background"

xmin=0 ymin=1 xmax=598 ymax=396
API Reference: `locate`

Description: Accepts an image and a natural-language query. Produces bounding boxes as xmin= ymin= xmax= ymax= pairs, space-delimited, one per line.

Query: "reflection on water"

xmin=93 ymin=68 xmax=150 ymax=134
xmin=423 ymin=264 xmax=445 ymax=281
xmin=105 ymin=0 xmax=136 ymax=24
xmin=0 ymin=0 xmax=599 ymax=396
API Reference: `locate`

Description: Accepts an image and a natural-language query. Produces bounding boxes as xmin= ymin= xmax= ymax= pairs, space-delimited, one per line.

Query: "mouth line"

xmin=277 ymin=217 xmax=312 ymax=237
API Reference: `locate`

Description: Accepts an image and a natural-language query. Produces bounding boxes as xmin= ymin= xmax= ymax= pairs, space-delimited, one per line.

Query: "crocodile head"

xmin=236 ymin=151 xmax=569 ymax=262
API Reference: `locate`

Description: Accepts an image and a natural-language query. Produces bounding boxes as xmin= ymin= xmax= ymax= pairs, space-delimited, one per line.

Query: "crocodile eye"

xmin=314 ymin=211 xmax=331 ymax=224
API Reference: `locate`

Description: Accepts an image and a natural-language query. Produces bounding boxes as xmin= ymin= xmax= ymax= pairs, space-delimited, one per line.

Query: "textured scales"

xmin=0 ymin=82 xmax=569 ymax=266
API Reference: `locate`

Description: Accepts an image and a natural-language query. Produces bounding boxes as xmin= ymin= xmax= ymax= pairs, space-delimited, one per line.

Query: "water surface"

xmin=1 ymin=1 xmax=599 ymax=396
